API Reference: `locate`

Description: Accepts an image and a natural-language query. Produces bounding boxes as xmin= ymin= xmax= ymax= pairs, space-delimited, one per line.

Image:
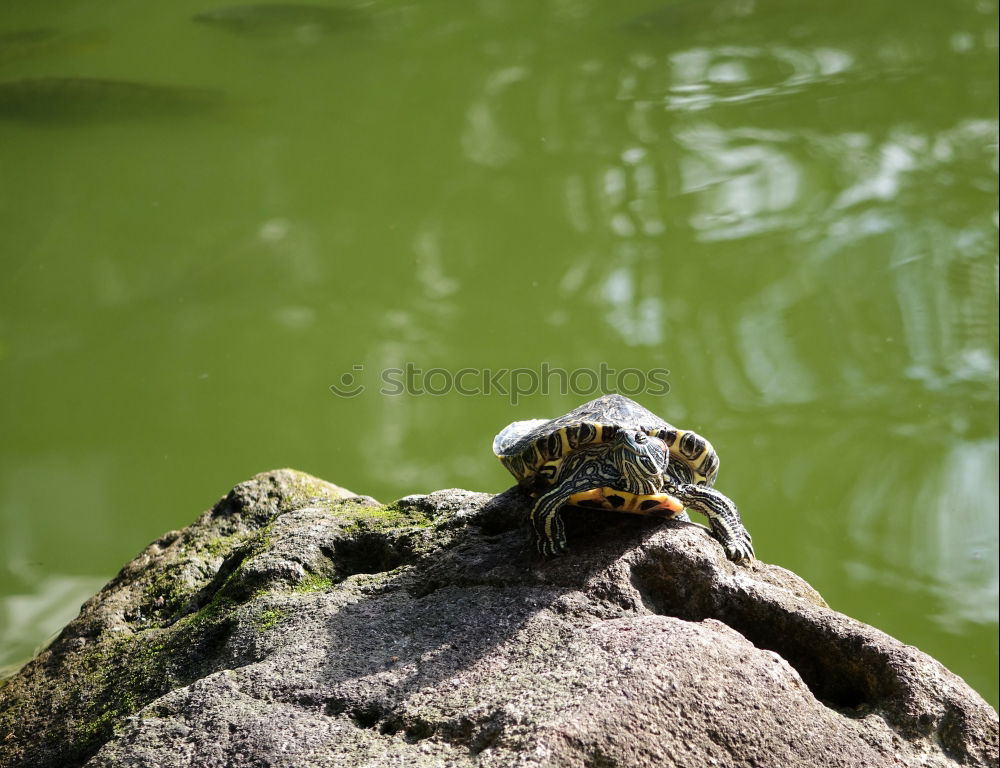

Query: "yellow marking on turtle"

xmin=650 ymin=427 xmax=717 ymax=485
xmin=567 ymin=488 xmax=685 ymax=517
xmin=559 ymin=428 xmax=571 ymax=457
xmin=544 ymin=508 xmax=557 ymax=543
xmin=537 ymin=459 xmax=561 ymax=485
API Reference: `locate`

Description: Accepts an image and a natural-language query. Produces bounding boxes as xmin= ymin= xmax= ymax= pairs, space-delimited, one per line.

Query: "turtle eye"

xmin=634 ymin=432 xmax=647 ymax=444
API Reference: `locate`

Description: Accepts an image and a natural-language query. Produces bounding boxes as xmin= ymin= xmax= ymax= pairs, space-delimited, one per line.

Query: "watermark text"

xmin=329 ymin=363 xmax=669 ymax=405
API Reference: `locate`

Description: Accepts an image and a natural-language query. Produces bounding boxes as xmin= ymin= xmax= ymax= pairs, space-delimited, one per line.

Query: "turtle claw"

xmin=721 ymin=529 xmax=755 ymax=565
xmin=536 ymin=536 xmax=568 ymax=558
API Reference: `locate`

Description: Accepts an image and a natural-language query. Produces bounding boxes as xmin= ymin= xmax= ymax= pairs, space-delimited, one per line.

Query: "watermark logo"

xmin=329 ymin=362 xmax=669 ymax=405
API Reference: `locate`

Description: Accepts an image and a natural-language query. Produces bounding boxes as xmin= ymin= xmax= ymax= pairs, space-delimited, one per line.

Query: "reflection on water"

xmin=663 ymin=45 xmax=856 ymax=112
xmin=602 ymin=262 xmax=664 ymax=347
xmin=462 ymin=66 xmax=529 ymax=168
xmin=678 ymin=123 xmax=805 ymax=239
xmin=0 ymin=0 xmax=995 ymax=705
xmin=0 ymin=453 xmax=119 ymax=670
xmin=0 ymin=574 xmax=108 ymax=671
xmin=847 ymin=437 xmax=998 ymax=629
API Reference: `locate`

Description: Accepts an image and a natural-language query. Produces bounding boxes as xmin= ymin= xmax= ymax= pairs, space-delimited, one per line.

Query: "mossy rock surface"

xmin=0 ymin=469 xmax=996 ymax=768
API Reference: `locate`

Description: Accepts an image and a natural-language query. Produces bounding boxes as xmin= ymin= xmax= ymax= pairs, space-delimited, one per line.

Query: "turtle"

xmin=492 ymin=393 xmax=754 ymax=564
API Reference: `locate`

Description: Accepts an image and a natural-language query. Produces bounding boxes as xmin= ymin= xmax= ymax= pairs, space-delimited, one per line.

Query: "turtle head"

xmin=613 ymin=429 xmax=668 ymax=492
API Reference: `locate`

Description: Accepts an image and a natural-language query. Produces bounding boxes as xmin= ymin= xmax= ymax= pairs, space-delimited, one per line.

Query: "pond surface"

xmin=1 ymin=0 xmax=997 ymax=708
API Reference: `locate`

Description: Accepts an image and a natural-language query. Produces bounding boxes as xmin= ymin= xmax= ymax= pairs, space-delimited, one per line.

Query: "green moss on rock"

xmin=254 ymin=607 xmax=287 ymax=632
xmin=338 ymin=501 xmax=433 ymax=533
xmin=294 ymin=572 xmax=334 ymax=593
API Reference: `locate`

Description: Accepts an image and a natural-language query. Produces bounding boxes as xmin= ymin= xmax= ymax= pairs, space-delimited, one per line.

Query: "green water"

xmin=1 ymin=0 xmax=997 ymax=709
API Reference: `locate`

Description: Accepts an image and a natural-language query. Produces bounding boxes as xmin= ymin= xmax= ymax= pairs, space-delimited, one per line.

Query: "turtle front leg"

xmin=671 ymin=484 xmax=754 ymax=564
xmin=530 ymin=486 xmax=576 ymax=557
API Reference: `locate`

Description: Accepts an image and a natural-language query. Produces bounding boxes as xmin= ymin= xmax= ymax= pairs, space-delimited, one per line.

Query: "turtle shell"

xmin=492 ymin=393 xmax=720 ymax=490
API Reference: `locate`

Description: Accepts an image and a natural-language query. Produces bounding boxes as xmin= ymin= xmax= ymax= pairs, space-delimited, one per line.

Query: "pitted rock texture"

xmin=0 ymin=469 xmax=996 ymax=768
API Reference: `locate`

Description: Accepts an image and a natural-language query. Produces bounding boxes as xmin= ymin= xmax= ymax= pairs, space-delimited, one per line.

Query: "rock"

xmin=0 ymin=469 xmax=996 ymax=768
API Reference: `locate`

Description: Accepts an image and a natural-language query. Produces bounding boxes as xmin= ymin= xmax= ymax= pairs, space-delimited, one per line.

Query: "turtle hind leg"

xmin=672 ymin=484 xmax=754 ymax=564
